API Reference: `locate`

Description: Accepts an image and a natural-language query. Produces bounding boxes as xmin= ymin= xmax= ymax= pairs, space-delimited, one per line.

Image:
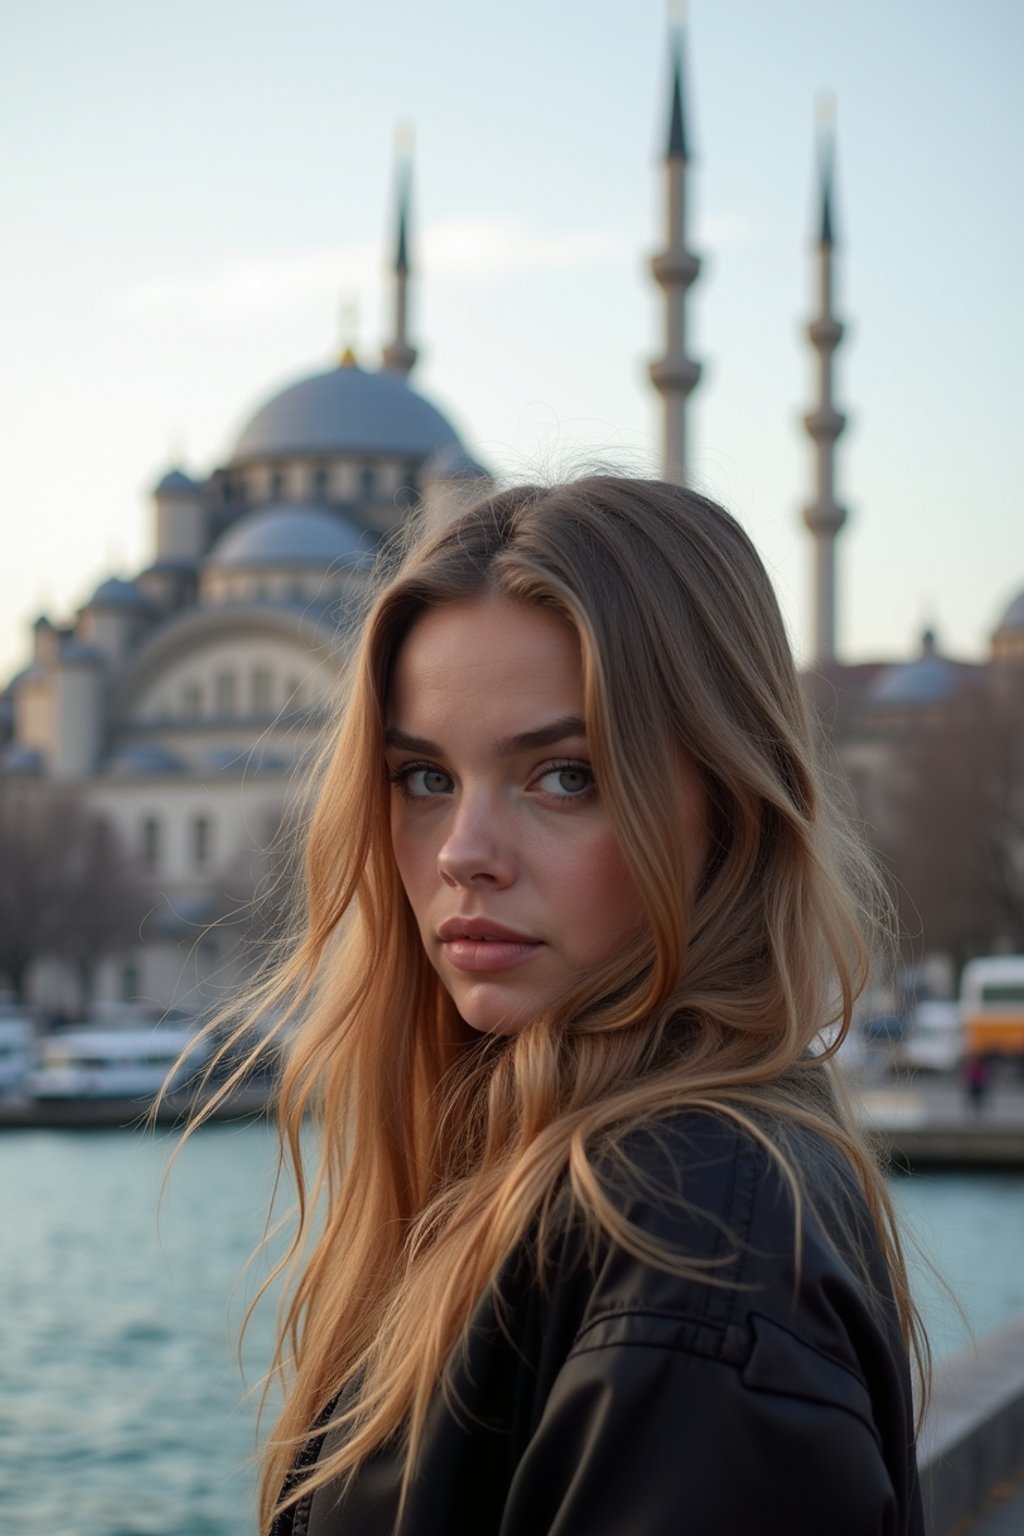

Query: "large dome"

xmin=206 ymin=506 xmax=372 ymax=569
xmin=231 ymin=363 xmax=462 ymax=463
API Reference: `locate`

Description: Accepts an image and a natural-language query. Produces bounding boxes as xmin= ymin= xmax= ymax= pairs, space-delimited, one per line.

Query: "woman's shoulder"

xmin=560 ymin=1102 xmax=898 ymax=1370
xmin=595 ymin=1101 xmax=853 ymax=1241
xmin=496 ymin=1106 xmax=922 ymax=1536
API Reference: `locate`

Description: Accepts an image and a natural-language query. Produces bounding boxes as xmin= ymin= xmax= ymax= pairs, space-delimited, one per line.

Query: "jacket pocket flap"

xmin=741 ymin=1313 xmax=875 ymax=1426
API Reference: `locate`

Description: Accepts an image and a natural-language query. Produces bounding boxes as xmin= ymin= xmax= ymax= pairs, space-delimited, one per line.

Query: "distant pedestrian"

xmin=963 ymin=1054 xmax=993 ymax=1117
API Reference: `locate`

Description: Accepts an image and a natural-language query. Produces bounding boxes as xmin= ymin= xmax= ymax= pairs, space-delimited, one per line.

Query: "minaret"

xmin=801 ymin=108 xmax=848 ymax=666
xmin=381 ymin=134 xmax=418 ymax=377
xmin=648 ymin=26 xmax=702 ymax=485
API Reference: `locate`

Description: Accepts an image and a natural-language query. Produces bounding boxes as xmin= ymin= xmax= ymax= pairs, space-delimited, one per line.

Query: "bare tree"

xmin=0 ymin=781 xmax=150 ymax=1006
xmin=207 ymin=806 xmax=301 ymax=961
xmin=873 ymin=680 xmax=1024 ymax=969
xmin=193 ymin=807 xmax=302 ymax=1077
xmin=986 ymin=697 xmax=1024 ymax=951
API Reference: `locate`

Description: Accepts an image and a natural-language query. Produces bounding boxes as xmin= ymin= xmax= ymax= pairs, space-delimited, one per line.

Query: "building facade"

xmin=2 ymin=29 xmax=1022 ymax=1014
xmin=0 ymin=182 xmax=488 ymax=1013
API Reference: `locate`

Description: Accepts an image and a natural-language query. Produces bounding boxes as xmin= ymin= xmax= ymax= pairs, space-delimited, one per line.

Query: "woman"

xmin=231 ymin=476 xmax=925 ymax=1534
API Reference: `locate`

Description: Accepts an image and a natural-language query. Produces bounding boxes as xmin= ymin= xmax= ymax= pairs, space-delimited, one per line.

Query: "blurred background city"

xmin=1 ymin=1 xmax=1022 ymax=1532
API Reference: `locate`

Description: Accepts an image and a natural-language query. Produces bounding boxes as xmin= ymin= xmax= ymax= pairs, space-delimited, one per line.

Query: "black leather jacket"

xmin=281 ymin=1112 xmax=923 ymax=1536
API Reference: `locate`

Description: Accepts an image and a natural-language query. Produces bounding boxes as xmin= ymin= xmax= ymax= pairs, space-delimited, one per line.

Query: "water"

xmin=890 ymin=1167 xmax=1024 ymax=1358
xmin=0 ymin=1125 xmax=280 ymax=1536
xmin=1 ymin=1125 xmax=1022 ymax=1536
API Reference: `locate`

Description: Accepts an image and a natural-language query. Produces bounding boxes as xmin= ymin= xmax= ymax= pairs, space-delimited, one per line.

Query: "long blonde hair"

xmin=206 ymin=476 xmax=925 ymax=1529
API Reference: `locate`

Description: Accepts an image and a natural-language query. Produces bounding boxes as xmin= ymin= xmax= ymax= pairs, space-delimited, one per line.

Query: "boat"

xmin=0 ymin=1014 xmax=35 ymax=1098
xmin=31 ymin=1022 xmax=209 ymax=1100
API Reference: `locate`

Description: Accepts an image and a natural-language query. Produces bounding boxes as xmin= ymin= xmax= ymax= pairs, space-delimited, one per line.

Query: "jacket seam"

xmin=747 ymin=1309 xmax=876 ymax=1390
xmin=569 ymin=1304 xmax=733 ymax=1360
xmin=573 ymin=1302 xmax=724 ymax=1333
xmin=566 ymin=1321 xmax=886 ymax=1446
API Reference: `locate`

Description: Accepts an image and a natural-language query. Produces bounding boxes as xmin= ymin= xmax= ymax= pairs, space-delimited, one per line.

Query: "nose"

xmin=437 ymin=791 xmax=516 ymax=889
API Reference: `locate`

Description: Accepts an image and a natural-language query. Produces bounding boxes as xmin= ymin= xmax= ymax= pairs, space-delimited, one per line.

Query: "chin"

xmin=450 ymin=983 xmax=538 ymax=1037
xmin=458 ymin=1005 xmax=533 ymax=1038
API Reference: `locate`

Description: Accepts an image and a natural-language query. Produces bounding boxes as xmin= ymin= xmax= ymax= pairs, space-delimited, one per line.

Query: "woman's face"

xmin=386 ymin=595 xmax=704 ymax=1035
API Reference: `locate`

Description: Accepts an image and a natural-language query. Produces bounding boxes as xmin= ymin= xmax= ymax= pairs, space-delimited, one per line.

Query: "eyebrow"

xmin=384 ymin=715 xmax=587 ymax=757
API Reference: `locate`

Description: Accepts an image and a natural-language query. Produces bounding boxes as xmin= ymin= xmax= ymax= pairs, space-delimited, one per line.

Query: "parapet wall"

xmin=919 ymin=1316 xmax=1024 ymax=1535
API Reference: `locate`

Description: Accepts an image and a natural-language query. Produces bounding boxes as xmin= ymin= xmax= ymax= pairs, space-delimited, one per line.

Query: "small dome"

xmin=422 ymin=442 xmax=490 ymax=481
xmin=0 ymin=745 xmax=42 ymax=775
xmin=154 ymin=468 xmax=199 ymax=496
xmin=868 ymin=659 xmax=957 ymax=708
xmin=994 ymin=590 xmax=1024 ymax=635
xmin=8 ymin=664 xmax=45 ymax=690
xmin=205 ymin=505 xmax=372 ymax=571
xmin=231 ymin=364 xmax=463 ymax=462
xmin=108 ymin=744 xmax=185 ymax=776
xmin=58 ymin=640 xmax=105 ymax=667
xmin=89 ymin=577 xmax=151 ymax=611
xmin=867 ymin=634 xmax=962 ymax=708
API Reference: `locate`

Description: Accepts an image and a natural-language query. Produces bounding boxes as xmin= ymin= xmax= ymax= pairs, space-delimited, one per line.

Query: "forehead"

xmin=387 ymin=597 xmax=583 ymax=729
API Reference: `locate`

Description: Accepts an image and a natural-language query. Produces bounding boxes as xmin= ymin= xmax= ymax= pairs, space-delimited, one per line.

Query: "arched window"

xmin=360 ymin=465 xmax=376 ymax=498
xmin=270 ymin=469 xmax=284 ymax=500
xmin=141 ymin=816 xmax=160 ymax=871
xmin=120 ymin=963 xmax=141 ymax=1003
xmin=192 ymin=815 xmax=212 ymax=870
xmin=182 ymin=681 xmax=202 ymax=718
xmin=252 ymin=668 xmax=272 ymax=714
xmin=313 ymin=466 xmax=329 ymax=499
xmin=215 ymin=672 xmax=236 ymax=716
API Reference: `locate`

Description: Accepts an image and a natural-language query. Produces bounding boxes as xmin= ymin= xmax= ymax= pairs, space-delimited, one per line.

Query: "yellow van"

xmin=960 ymin=957 xmax=1024 ymax=1056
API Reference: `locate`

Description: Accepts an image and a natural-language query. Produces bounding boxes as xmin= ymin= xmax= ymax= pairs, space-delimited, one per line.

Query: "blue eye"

xmin=396 ymin=764 xmax=452 ymax=798
xmin=536 ymin=763 xmax=595 ymax=798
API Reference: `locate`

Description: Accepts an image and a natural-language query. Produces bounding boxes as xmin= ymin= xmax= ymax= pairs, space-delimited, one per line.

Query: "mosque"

xmin=1 ymin=32 xmax=1022 ymax=1015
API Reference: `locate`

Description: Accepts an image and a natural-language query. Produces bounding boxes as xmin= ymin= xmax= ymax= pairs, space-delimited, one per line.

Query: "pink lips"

xmin=437 ymin=918 xmax=542 ymax=974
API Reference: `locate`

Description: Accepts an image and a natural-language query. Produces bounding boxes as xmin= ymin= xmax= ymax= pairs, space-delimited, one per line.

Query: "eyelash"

xmin=387 ymin=758 xmax=597 ymax=805
xmin=387 ymin=760 xmax=451 ymax=801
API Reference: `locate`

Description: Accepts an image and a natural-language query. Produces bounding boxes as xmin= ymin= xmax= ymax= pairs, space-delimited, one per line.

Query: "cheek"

xmin=391 ymin=816 xmax=430 ymax=917
xmin=559 ymin=833 xmax=646 ymax=957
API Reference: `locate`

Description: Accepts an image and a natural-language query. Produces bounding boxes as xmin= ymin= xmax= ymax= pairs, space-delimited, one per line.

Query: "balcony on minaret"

xmin=802 ymin=405 xmax=846 ymax=441
xmin=649 ymin=356 xmax=702 ymax=395
xmin=802 ymin=497 xmax=847 ymax=534
xmin=650 ymin=249 xmax=701 ymax=289
xmin=806 ymin=316 xmax=844 ymax=351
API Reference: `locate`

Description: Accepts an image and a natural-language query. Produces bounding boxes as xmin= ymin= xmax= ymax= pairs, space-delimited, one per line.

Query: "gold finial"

xmin=338 ymin=297 xmax=359 ymax=367
xmin=395 ymin=120 xmax=415 ymax=158
xmin=816 ymin=92 xmax=836 ymax=134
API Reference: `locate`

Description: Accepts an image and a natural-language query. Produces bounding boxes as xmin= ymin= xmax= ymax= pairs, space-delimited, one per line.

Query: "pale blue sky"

xmin=2 ymin=0 xmax=1021 ymax=678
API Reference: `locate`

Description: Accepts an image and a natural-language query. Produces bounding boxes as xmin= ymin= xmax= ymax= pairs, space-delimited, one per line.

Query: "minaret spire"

xmin=801 ymin=100 xmax=848 ymax=666
xmin=381 ymin=126 xmax=418 ymax=378
xmin=648 ymin=21 xmax=702 ymax=486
